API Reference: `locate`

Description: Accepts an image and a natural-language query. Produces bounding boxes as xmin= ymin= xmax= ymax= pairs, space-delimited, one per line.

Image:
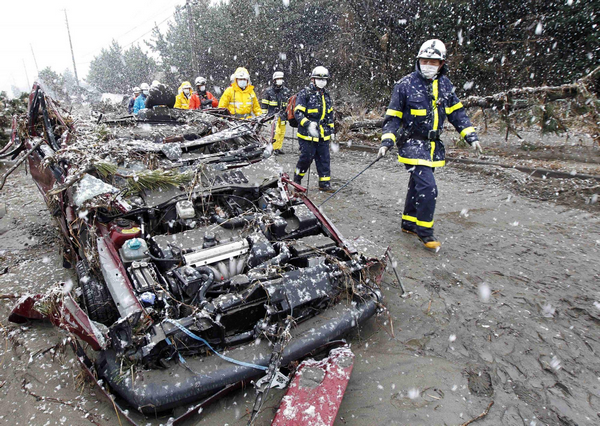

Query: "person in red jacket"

xmin=189 ymin=76 xmax=218 ymax=110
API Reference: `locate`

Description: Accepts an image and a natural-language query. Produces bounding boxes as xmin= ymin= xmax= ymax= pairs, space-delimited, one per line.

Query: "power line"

xmin=123 ymin=13 xmax=175 ymax=49
xmin=77 ymin=5 xmax=178 ymax=59
xmin=116 ymin=4 xmax=177 ymax=39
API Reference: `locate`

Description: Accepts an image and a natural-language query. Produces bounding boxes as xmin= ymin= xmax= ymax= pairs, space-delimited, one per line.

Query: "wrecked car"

xmin=5 ymin=83 xmax=385 ymax=418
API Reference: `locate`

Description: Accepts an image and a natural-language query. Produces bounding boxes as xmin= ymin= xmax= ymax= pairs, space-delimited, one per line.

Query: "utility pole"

xmin=30 ymin=44 xmax=40 ymax=76
xmin=22 ymin=60 xmax=31 ymax=89
xmin=64 ymin=9 xmax=80 ymax=87
xmin=185 ymin=0 xmax=200 ymax=76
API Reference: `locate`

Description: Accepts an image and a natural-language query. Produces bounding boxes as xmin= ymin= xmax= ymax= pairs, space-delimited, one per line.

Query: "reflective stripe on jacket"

xmin=218 ymin=82 xmax=262 ymax=118
xmin=261 ymin=85 xmax=291 ymax=117
xmin=294 ymin=84 xmax=334 ymax=142
xmin=189 ymin=91 xmax=218 ymax=110
xmin=381 ymin=69 xmax=478 ymax=167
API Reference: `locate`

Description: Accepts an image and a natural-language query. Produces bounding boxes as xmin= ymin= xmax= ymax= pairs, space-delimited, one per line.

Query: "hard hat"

xmin=234 ymin=67 xmax=250 ymax=80
xmin=195 ymin=76 xmax=206 ymax=85
xmin=272 ymin=71 xmax=284 ymax=81
xmin=310 ymin=66 xmax=329 ymax=79
xmin=140 ymin=83 xmax=150 ymax=90
xmin=416 ymin=39 xmax=447 ymax=60
xmin=181 ymin=81 xmax=192 ymax=90
xmin=151 ymin=80 xmax=161 ymax=88
xmin=133 ymin=86 xmax=140 ymax=93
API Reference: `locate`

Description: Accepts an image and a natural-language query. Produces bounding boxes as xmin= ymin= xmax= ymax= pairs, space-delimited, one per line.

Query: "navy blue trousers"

xmin=294 ymin=140 xmax=331 ymax=186
xmin=401 ymin=165 xmax=437 ymax=238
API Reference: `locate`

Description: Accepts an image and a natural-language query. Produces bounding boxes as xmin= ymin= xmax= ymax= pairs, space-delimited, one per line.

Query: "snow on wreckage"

xmin=5 ymin=83 xmax=386 ymax=421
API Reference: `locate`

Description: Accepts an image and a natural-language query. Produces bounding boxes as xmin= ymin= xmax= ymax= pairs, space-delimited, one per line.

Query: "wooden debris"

xmin=460 ymin=400 xmax=494 ymax=426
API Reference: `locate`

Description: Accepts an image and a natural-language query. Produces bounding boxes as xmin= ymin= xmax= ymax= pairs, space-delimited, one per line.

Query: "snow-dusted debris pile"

xmin=7 ymin=85 xmax=384 ymax=415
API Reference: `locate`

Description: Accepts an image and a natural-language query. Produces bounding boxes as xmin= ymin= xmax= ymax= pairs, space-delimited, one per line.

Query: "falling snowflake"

xmin=542 ymin=304 xmax=555 ymax=318
xmin=535 ymin=22 xmax=543 ymax=35
xmin=449 ymin=334 xmax=457 ymax=342
xmin=407 ymin=388 xmax=420 ymax=399
xmin=550 ymin=356 xmax=561 ymax=371
xmin=478 ymin=283 xmax=491 ymax=303
xmin=460 ymin=209 xmax=469 ymax=217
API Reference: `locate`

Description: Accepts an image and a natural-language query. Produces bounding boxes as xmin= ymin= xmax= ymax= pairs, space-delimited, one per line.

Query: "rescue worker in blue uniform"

xmin=261 ymin=71 xmax=291 ymax=155
xmin=378 ymin=39 xmax=483 ymax=251
xmin=293 ymin=66 xmax=336 ymax=192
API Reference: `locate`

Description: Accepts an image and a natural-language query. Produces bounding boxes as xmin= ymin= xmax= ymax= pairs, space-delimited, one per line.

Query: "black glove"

xmin=201 ymin=99 xmax=213 ymax=106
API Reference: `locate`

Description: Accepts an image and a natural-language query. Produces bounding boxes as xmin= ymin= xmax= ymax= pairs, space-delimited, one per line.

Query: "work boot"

xmin=318 ymin=183 xmax=335 ymax=193
xmin=293 ymin=174 xmax=302 ymax=185
xmin=274 ymin=149 xmax=285 ymax=156
xmin=401 ymin=225 xmax=418 ymax=236
xmin=418 ymin=235 xmax=441 ymax=252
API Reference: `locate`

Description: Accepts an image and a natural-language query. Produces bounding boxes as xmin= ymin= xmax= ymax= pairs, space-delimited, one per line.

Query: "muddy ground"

xmin=1 ymin=127 xmax=599 ymax=426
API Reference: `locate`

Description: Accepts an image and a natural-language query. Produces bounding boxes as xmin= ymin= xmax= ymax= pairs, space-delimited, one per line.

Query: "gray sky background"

xmin=1 ymin=0 xmax=183 ymax=96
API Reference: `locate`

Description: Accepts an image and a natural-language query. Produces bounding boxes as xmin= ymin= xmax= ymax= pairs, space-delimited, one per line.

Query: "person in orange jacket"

xmin=218 ymin=67 xmax=262 ymax=118
xmin=189 ymin=76 xmax=218 ymax=110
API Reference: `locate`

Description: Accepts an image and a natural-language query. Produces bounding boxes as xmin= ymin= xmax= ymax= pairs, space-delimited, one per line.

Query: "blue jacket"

xmin=294 ymin=83 xmax=334 ymax=142
xmin=381 ymin=66 xmax=478 ymax=167
xmin=133 ymin=94 xmax=147 ymax=114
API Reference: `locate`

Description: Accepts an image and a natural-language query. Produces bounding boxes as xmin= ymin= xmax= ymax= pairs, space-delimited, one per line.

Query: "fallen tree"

xmin=348 ymin=66 xmax=600 ymax=143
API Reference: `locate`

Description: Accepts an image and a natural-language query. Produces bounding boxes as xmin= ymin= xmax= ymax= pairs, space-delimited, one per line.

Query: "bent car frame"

xmin=5 ymin=83 xmax=385 ymax=421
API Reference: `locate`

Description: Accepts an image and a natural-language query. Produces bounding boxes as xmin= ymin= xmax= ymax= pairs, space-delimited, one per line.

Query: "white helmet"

xmin=233 ymin=67 xmax=250 ymax=80
xmin=310 ymin=66 xmax=329 ymax=79
xmin=151 ymin=80 xmax=161 ymax=88
xmin=195 ymin=76 xmax=206 ymax=85
xmin=417 ymin=39 xmax=446 ymax=60
xmin=272 ymin=71 xmax=284 ymax=81
xmin=133 ymin=86 xmax=140 ymax=93
xmin=140 ymin=83 xmax=150 ymax=90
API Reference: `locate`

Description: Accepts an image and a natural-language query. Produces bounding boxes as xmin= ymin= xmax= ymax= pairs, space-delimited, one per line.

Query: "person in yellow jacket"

xmin=174 ymin=81 xmax=193 ymax=109
xmin=218 ymin=67 xmax=262 ymax=118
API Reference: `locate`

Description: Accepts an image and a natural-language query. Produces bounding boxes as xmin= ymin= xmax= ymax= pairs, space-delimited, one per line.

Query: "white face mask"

xmin=315 ymin=79 xmax=327 ymax=89
xmin=275 ymin=79 xmax=284 ymax=86
xmin=420 ymin=64 xmax=439 ymax=79
xmin=199 ymin=85 xmax=206 ymax=92
xmin=183 ymin=89 xmax=191 ymax=96
xmin=237 ymin=79 xmax=248 ymax=89
xmin=142 ymin=90 xmax=149 ymax=95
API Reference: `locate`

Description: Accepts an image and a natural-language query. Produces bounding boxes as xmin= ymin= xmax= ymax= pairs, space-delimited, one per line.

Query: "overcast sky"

xmin=0 ymin=0 xmax=183 ymax=96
